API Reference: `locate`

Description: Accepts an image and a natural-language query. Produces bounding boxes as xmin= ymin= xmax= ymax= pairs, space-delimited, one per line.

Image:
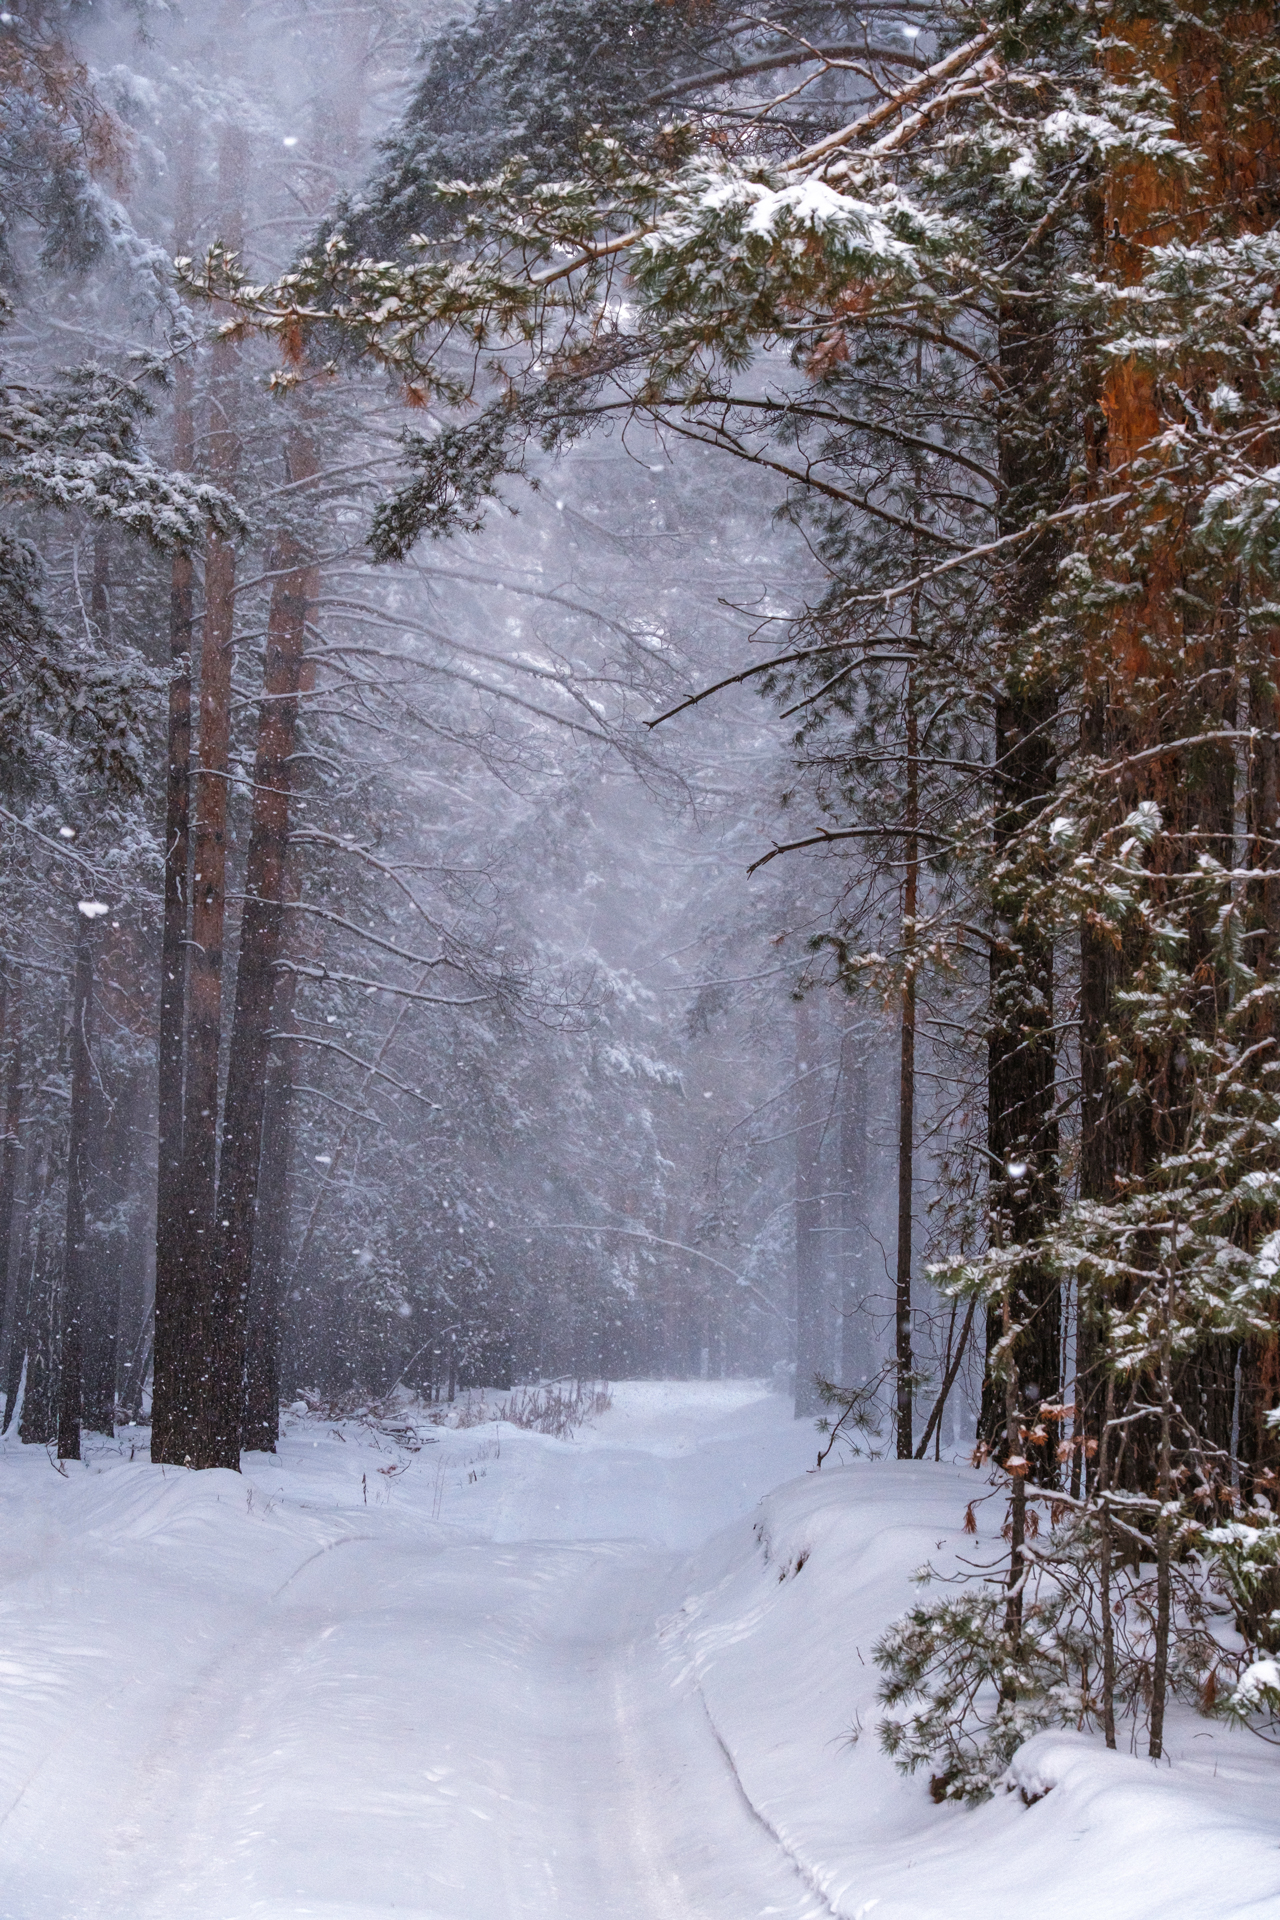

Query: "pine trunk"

xmin=157 ymin=120 xmax=248 ymax=1469
xmin=212 ymin=427 xmax=318 ymax=1458
xmin=1001 ymin=1288 xmax=1026 ymax=1659
xmin=82 ymin=1065 xmax=143 ymax=1436
xmin=56 ymin=925 xmax=95 ymax=1459
xmin=0 ymin=969 xmax=25 ymax=1411
xmin=894 ymin=671 xmax=918 ymax=1458
xmin=243 ymin=1053 xmax=296 ymax=1449
xmin=18 ymin=1233 xmax=55 ymax=1440
xmin=839 ymin=1023 xmax=873 ymax=1389
xmin=794 ymin=994 xmax=827 ymax=1418
xmin=150 ymin=354 xmax=197 ymax=1463
xmin=979 ymin=262 xmax=1064 ymax=1476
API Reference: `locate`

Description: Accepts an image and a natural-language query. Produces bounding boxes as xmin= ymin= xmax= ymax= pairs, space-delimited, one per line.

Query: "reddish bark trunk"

xmin=209 ymin=429 xmax=319 ymax=1464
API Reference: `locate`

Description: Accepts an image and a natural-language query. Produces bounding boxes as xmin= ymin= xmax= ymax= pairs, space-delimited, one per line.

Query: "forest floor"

xmin=0 ymin=1379 xmax=1276 ymax=1920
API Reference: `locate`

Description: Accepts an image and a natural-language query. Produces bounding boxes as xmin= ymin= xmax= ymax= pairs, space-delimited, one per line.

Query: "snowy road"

xmin=114 ymin=1540 xmax=828 ymax=1920
xmin=0 ymin=1382 xmax=824 ymax=1920
xmin=6 ymin=1381 xmax=1277 ymax=1920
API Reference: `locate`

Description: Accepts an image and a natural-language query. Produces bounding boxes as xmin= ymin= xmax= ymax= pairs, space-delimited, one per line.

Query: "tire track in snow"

xmin=695 ymin=1676 xmax=844 ymax=1920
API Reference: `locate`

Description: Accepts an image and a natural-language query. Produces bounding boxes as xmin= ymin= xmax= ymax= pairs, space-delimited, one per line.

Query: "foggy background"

xmin=0 ymin=0 xmax=981 ymax=1447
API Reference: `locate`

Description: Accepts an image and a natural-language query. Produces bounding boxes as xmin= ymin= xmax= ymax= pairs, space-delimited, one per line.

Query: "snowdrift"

xmin=663 ymin=1457 xmax=1280 ymax=1920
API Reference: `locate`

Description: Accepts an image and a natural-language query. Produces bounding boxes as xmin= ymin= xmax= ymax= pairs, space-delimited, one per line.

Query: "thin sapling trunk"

xmin=56 ymin=912 xmax=97 ymax=1460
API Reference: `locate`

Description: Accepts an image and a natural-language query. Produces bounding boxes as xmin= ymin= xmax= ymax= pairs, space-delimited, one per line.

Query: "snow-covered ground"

xmin=0 ymin=1380 xmax=1275 ymax=1919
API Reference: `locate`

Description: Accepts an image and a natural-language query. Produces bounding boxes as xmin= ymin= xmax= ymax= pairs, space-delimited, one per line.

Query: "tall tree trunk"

xmin=0 ymin=967 xmax=25 ymax=1411
xmin=839 ymin=1020 xmax=873 ymax=1390
xmin=1149 ymin=1314 xmax=1175 ymax=1758
xmin=176 ymin=449 xmax=236 ymax=1462
xmin=246 ymin=823 xmax=318 ymax=1436
xmin=1096 ymin=1372 xmax=1118 ymax=1746
xmin=151 ymin=455 xmax=196 ymax=1454
xmin=978 ymin=256 xmax=1064 ymax=1477
xmin=91 ymin=528 xmax=111 ymax=641
xmin=1091 ymin=10 xmax=1276 ymax=1514
xmin=1 ymin=1247 xmax=32 ymax=1434
xmin=794 ymin=993 xmax=826 ymax=1418
xmin=895 ymin=668 xmax=918 ymax=1458
xmin=156 ymin=120 xmax=247 ymax=1469
xmin=1001 ymin=1287 xmax=1027 ymax=1679
xmin=82 ymin=1064 xmax=143 ymax=1436
xmin=212 ymin=427 xmax=318 ymax=1461
xmin=243 ymin=1052 xmax=296 ymax=1449
xmin=18 ymin=1132 xmax=56 ymax=1446
xmin=57 ymin=915 xmax=96 ymax=1460
xmin=152 ymin=122 xmax=200 ymax=1464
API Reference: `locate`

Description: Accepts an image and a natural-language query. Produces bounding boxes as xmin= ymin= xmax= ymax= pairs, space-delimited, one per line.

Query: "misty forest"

xmin=2 ymin=0 xmax=1280 ymax=1914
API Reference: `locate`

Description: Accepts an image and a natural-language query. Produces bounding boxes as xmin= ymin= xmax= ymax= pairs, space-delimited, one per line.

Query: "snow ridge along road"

xmin=2 ymin=1380 xmax=1278 ymax=1920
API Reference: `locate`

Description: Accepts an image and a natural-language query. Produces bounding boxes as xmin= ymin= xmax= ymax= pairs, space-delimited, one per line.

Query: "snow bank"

xmin=664 ymin=1458 xmax=1280 ymax=1920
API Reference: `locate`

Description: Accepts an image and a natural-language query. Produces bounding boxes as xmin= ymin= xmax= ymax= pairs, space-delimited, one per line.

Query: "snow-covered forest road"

xmin=2 ymin=1381 xmax=1278 ymax=1920
xmin=0 ymin=1384 xmax=822 ymax=1920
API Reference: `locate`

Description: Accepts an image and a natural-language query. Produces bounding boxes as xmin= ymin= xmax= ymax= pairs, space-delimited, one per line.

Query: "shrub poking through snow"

xmin=501 ymin=1380 xmax=612 ymax=1440
xmin=876 ymin=1578 xmax=1072 ymax=1804
xmin=426 ymin=1380 xmax=613 ymax=1439
xmin=1201 ymin=1509 xmax=1280 ymax=1740
xmin=1227 ymin=1658 xmax=1280 ymax=1733
xmin=813 ymin=1375 xmax=884 ymax=1466
xmin=1202 ymin=1511 xmax=1280 ymax=1656
xmin=874 ymin=1488 xmax=1224 ymax=1803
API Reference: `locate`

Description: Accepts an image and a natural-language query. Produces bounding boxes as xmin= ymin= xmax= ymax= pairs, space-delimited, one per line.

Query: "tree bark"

xmin=978 ymin=256 xmax=1064 ymax=1475
xmin=0 ymin=967 xmax=25 ymax=1414
xmin=895 ymin=669 xmax=917 ymax=1458
xmin=243 ymin=1052 xmax=296 ymax=1448
xmin=1149 ymin=1317 xmax=1175 ymax=1758
xmin=1 ymin=1243 xmax=32 ymax=1434
xmin=155 ymin=119 xmax=247 ymax=1468
xmin=1001 ymin=1288 xmax=1027 ymax=1660
xmin=212 ymin=426 xmax=319 ymax=1461
xmin=175 ymin=461 xmax=237 ymax=1464
xmin=1097 ymin=1373 xmax=1118 ymax=1747
xmin=152 ymin=117 xmax=200 ymax=1463
xmin=794 ymin=993 xmax=827 ymax=1418
xmin=150 ymin=354 xmax=197 ymax=1463
xmin=56 ymin=921 xmax=95 ymax=1459
xmin=839 ymin=1020 xmax=873 ymax=1390
xmin=81 ymin=1062 xmax=144 ymax=1436
xmin=18 ymin=1132 xmax=56 ymax=1446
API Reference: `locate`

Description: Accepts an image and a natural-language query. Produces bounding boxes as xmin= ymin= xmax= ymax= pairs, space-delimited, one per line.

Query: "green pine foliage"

xmin=332 ymin=0 xmax=910 ymax=253
xmin=0 ymin=3 xmax=239 ymax=800
xmin=876 ymin=1498 xmax=1223 ymax=1801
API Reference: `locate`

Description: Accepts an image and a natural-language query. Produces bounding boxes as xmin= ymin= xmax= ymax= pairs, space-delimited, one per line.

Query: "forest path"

xmin=0 ymin=1381 xmax=823 ymax=1920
